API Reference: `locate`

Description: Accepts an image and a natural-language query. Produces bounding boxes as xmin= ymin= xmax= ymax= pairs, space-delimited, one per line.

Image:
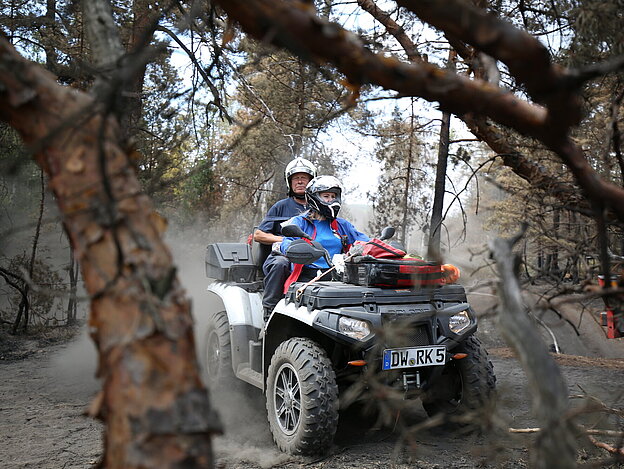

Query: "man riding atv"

xmin=254 ymin=157 xmax=316 ymax=317
xmin=203 ymin=175 xmax=496 ymax=455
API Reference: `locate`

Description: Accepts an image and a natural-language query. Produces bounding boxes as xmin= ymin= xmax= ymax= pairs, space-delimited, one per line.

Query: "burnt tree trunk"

xmin=0 ymin=38 xmax=219 ymax=468
xmin=550 ymin=207 xmax=561 ymax=279
xmin=12 ymin=167 xmax=45 ymax=333
xmin=428 ymin=50 xmax=455 ymax=258
xmin=428 ymin=109 xmax=450 ymax=258
xmin=66 ymin=241 xmax=79 ymax=325
xmin=122 ymin=0 xmax=153 ymax=136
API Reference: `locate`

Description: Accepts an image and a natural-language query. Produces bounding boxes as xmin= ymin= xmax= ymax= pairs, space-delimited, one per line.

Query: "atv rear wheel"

xmin=266 ymin=338 xmax=339 ymax=455
xmin=422 ymin=336 xmax=495 ymax=419
xmin=203 ymin=310 xmax=234 ymax=388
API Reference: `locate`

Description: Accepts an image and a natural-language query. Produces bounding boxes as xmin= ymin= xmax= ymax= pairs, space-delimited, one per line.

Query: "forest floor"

xmin=1 ymin=282 xmax=624 ymax=468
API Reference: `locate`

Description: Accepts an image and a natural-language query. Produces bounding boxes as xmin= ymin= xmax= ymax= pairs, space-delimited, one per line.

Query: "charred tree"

xmin=428 ymin=110 xmax=450 ymax=258
xmin=428 ymin=50 xmax=455 ymax=258
xmin=66 ymin=241 xmax=79 ymax=325
xmin=12 ymin=167 xmax=45 ymax=334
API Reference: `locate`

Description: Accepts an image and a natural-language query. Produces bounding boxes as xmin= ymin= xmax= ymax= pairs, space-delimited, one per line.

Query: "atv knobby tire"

xmin=422 ymin=336 xmax=495 ymax=418
xmin=266 ymin=338 xmax=339 ymax=455
xmin=203 ymin=310 xmax=234 ymax=389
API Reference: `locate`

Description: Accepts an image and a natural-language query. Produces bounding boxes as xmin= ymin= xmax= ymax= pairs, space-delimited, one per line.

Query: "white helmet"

xmin=284 ymin=157 xmax=317 ymax=195
xmin=305 ymin=175 xmax=343 ymax=219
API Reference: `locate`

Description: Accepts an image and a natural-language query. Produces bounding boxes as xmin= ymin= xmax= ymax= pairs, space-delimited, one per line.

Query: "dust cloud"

xmin=41 ymin=212 xmax=496 ymax=465
xmin=167 ymin=221 xmax=290 ymax=465
xmin=37 ymin=217 xmax=285 ymax=465
xmin=210 ymin=385 xmax=291 ymax=468
xmin=45 ymin=325 xmax=100 ymax=401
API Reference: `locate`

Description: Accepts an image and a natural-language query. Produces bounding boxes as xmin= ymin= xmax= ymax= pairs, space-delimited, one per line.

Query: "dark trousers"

xmin=262 ymin=255 xmax=333 ymax=316
xmin=298 ymin=267 xmax=332 ymax=282
xmin=262 ymin=252 xmax=291 ymax=311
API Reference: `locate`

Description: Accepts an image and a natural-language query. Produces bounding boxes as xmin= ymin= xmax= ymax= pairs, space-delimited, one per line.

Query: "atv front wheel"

xmin=422 ymin=336 xmax=495 ymax=418
xmin=266 ymin=338 xmax=339 ymax=455
xmin=203 ymin=310 xmax=234 ymax=389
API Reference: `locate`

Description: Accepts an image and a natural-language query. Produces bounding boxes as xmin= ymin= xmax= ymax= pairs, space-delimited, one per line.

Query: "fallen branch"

xmin=509 ymin=427 xmax=624 ymax=437
xmin=587 ymin=435 xmax=624 ymax=457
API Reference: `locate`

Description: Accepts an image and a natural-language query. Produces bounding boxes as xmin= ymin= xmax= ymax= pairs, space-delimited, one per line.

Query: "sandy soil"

xmin=0 ymin=328 xmax=102 ymax=468
xmin=1 ymin=286 xmax=624 ymax=468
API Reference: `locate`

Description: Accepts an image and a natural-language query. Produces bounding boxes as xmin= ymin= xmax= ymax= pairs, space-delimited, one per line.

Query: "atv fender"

xmin=205 ymin=281 xmax=264 ymax=386
xmin=262 ymin=299 xmax=339 ymax=389
xmin=268 ymin=298 xmax=318 ymax=327
xmin=206 ymin=281 xmax=263 ymax=329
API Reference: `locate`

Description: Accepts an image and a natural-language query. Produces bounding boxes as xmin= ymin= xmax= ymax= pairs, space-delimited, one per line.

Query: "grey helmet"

xmin=285 ymin=157 xmax=317 ymax=195
xmin=305 ymin=175 xmax=343 ymax=220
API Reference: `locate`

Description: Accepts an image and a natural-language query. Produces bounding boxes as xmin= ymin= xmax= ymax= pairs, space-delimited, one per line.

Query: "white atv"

xmin=200 ymin=226 xmax=495 ymax=455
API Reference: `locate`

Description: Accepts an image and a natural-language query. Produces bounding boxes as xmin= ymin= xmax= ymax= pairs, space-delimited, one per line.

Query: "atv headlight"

xmin=448 ymin=310 xmax=471 ymax=334
xmin=338 ymin=317 xmax=371 ymax=340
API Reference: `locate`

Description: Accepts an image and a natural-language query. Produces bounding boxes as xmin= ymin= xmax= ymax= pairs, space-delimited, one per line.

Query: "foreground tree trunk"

xmin=0 ymin=38 xmax=218 ymax=468
xmin=490 ymin=229 xmax=577 ymax=468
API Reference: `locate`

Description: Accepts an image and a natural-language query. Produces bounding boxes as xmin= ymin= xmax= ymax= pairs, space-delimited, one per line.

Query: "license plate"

xmin=382 ymin=346 xmax=446 ymax=370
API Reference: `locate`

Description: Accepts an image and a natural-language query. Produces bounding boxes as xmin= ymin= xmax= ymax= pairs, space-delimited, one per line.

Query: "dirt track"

xmin=1 ymin=289 xmax=624 ymax=468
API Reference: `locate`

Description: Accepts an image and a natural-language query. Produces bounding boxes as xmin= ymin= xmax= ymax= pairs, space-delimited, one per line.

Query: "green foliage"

xmin=566 ymin=0 xmax=624 ymax=59
xmin=0 ymin=124 xmax=42 ymax=247
xmin=213 ymin=41 xmax=350 ymax=238
xmin=170 ymin=156 xmax=224 ymax=227
xmin=135 ymin=59 xmax=192 ymax=203
xmin=368 ymin=107 xmax=431 ymax=248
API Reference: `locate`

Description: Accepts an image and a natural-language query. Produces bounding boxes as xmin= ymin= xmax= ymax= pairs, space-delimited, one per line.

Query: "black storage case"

xmin=343 ymin=257 xmax=443 ymax=288
xmin=205 ymin=243 xmax=256 ymax=282
xmin=286 ymin=281 xmax=467 ymax=311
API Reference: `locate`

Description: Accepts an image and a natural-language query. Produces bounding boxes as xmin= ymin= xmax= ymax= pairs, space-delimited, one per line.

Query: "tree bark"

xmin=551 ymin=207 xmax=561 ymax=279
xmin=44 ymin=0 xmax=58 ymax=71
xmin=399 ymin=99 xmax=416 ymax=247
xmin=122 ymin=0 xmax=153 ymax=135
xmin=428 ymin=48 xmax=455 ymax=258
xmin=0 ymin=38 xmax=219 ymax=468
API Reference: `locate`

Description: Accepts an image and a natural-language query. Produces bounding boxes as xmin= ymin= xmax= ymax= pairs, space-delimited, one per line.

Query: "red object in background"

xmin=597 ymin=275 xmax=622 ymax=339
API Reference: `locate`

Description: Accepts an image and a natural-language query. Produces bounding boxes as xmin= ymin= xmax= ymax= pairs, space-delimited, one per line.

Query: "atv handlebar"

xmin=284 ymin=224 xmax=396 ymax=299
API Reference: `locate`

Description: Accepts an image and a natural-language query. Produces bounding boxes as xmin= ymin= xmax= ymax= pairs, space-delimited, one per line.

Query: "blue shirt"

xmin=257 ymin=197 xmax=307 ymax=236
xmin=310 ymin=219 xmax=343 ymax=268
xmin=280 ymin=214 xmax=369 ymax=269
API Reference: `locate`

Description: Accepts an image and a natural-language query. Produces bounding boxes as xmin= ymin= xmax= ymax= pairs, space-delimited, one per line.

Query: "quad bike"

xmin=200 ymin=226 xmax=495 ymax=455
